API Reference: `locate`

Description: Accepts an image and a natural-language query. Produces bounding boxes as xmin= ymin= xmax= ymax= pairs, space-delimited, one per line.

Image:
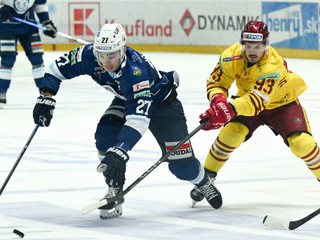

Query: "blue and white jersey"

xmin=42 ymin=44 xmax=175 ymax=151
xmin=0 ymin=0 xmax=50 ymax=35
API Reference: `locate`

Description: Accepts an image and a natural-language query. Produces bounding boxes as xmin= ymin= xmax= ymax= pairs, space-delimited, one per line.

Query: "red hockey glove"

xmin=210 ymin=93 xmax=227 ymax=107
xmin=199 ymin=101 xmax=236 ymax=131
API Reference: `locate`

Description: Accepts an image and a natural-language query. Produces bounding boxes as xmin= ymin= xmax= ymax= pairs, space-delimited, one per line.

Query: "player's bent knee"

xmin=1 ymin=54 xmax=16 ymax=68
xmin=168 ymin=158 xmax=200 ymax=181
xmin=29 ymin=54 xmax=44 ymax=66
xmin=219 ymin=122 xmax=248 ymax=147
xmin=288 ymin=132 xmax=317 ymax=157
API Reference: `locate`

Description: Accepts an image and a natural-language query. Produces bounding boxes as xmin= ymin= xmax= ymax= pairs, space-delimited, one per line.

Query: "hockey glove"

xmin=200 ymin=101 xmax=236 ymax=130
xmin=42 ymin=20 xmax=57 ymax=38
xmin=97 ymin=147 xmax=129 ymax=188
xmin=210 ymin=93 xmax=228 ymax=106
xmin=33 ymin=95 xmax=56 ymax=127
xmin=0 ymin=6 xmax=12 ymax=22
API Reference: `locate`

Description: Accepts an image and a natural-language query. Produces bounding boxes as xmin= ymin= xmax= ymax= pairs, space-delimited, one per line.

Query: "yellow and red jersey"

xmin=206 ymin=42 xmax=307 ymax=116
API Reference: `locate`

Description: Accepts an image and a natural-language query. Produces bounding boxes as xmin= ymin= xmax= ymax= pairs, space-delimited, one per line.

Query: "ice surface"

xmin=0 ymin=50 xmax=319 ymax=239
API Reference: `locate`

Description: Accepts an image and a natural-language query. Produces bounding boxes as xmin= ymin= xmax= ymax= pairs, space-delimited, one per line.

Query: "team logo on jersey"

xmin=14 ymin=0 xmax=30 ymax=14
xmin=133 ymin=80 xmax=149 ymax=92
xmin=166 ymin=141 xmax=193 ymax=160
xmin=294 ymin=117 xmax=303 ymax=125
xmin=223 ymin=55 xmax=242 ymax=62
xmin=133 ymin=67 xmax=142 ymax=76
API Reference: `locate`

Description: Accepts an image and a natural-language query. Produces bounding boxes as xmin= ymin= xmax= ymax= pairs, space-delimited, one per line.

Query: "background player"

xmin=0 ymin=0 xmax=57 ymax=108
xmin=191 ymin=20 xmax=320 ymax=206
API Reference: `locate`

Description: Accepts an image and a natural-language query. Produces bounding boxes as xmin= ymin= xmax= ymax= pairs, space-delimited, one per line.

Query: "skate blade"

xmin=191 ymin=200 xmax=197 ymax=208
xmin=100 ymin=207 xmax=122 ymax=219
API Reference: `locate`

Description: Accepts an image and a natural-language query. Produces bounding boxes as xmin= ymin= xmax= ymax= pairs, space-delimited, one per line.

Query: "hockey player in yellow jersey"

xmin=190 ymin=20 xmax=320 ymax=207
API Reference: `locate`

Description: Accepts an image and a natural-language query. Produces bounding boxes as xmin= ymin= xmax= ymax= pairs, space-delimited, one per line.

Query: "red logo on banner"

xmin=179 ymin=9 xmax=195 ymax=36
xmin=69 ymin=2 xmax=100 ymax=39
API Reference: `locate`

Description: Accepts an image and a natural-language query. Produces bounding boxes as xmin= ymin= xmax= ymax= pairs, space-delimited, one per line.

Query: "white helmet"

xmin=93 ymin=24 xmax=126 ymax=64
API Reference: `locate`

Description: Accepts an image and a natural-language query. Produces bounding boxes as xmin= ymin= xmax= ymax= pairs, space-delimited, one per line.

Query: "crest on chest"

xmin=13 ymin=0 xmax=33 ymax=14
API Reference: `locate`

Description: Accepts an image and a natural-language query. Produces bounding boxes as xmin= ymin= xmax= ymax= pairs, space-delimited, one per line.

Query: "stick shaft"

xmin=0 ymin=124 xmax=41 ymax=195
xmin=12 ymin=17 xmax=90 ymax=44
xmin=12 ymin=17 xmax=47 ymax=30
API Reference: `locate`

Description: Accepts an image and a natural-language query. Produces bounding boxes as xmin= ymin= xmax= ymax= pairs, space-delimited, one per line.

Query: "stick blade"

xmin=263 ymin=215 xmax=290 ymax=230
xmin=81 ymin=199 xmax=108 ymax=215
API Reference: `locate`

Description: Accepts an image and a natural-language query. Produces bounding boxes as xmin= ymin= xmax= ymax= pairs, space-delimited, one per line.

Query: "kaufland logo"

xmin=179 ymin=9 xmax=195 ymax=36
xmin=105 ymin=19 xmax=172 ymax=37
xmin=69 ymin=3 xmax=100 ymax=39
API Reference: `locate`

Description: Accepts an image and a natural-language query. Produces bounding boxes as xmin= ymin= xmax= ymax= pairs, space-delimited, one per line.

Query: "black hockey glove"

xmin=0 ymin=6 xmax=12 ymax=22
xmin=42 ymin=20 xmax=57 ymax=38
xmin=33 ymin=95 xmax=56 ymax=127
xmin=97 ymin=147 xmax=129 ymax=188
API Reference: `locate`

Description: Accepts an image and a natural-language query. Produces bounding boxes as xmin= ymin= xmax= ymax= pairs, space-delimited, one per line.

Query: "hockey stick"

xmin=263 ymin=208 xmax=320 ymax=230
xmin=0 ymin=117 xmax=44 ymax=196
xmin=12 ymin=17 xmax=90 ymax=45
xmin=81 ymin=119 xmax=208 ymax=215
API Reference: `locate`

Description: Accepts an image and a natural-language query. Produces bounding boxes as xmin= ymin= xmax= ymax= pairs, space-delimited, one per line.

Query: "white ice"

xmin=0 ymin=50 xmax=319 ymax=240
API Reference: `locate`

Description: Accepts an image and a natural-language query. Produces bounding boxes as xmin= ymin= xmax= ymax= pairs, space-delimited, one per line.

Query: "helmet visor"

xmin=96 ymin=50 xmax=121 ymax=65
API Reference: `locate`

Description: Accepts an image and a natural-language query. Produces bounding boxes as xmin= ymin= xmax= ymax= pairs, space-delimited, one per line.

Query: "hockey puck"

xmin=13 ymin=229 xmax=24 ymax=238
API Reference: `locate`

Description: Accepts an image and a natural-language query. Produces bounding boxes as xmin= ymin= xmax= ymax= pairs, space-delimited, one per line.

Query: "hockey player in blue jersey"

xmin=0 ymin=0 xmax=57 ymax=108
xmin=32 ymin=23 xmax=222 ymax=219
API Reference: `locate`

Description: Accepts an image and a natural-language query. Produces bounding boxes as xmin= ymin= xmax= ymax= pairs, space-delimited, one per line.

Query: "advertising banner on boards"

xmin=262 ymin=2 xmax=319 ymax=50
xmin=45 ymin=0 xmax=319 ymax=51
xmin=46 ymin=0 xmax=262 ymax=46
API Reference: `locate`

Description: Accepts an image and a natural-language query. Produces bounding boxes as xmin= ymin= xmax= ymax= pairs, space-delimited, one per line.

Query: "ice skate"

xmin=190 ymin=173 xmax=222 ymax=209
xmin=99 ymin=186 xmax=124 ymax=219
xmin=190 ymin=186 xmax=204 ymax=207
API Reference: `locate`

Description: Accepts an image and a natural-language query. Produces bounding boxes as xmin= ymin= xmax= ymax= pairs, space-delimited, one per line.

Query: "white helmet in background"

xmin=93 ymin=24 xmax=126 ymax=65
